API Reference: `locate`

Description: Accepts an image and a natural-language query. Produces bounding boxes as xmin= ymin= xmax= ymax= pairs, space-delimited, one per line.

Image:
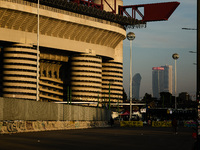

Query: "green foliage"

xmin=123 ymin=88 xmax=127 ymax=103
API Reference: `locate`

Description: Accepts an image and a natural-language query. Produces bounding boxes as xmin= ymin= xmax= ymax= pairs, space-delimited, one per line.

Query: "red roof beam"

xmin=119 ymin=6 xmax=144 ymax=20
xmin=119 ymin=2 xmax=180 ymax=22
xmin=104 ymin=0 xmax=116 ymax=14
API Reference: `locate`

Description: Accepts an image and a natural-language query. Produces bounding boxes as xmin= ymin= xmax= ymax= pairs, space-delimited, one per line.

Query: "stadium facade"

xmin=0 ymin=0 xmax=179 ymax=107
xmin=0 ymin=0 xmax=147 ymax=107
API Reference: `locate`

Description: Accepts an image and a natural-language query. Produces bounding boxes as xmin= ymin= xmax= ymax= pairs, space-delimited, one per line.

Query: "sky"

xmin=122 ymin=0 xmax=197 ymax=100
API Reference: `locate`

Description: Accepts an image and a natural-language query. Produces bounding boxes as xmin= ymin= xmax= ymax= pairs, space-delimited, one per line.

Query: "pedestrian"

xmin=110 ymin=117 xmax=114 ymax=127
xmin=172 ymin=118 xmax=178 ymax=134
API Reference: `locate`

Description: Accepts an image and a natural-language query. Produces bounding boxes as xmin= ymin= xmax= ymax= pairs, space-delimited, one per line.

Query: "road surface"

xmin=0 ymin=126 xmax=195 ymax=150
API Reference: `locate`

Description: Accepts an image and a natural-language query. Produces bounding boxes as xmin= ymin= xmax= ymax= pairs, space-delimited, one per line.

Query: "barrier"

xmin=0 ymin=97 xmax=110 ymax=121
xmin=184 ymin=120 xmax=197 ymax=128
xmin=0 ymin=97 xmax=111 ymax=134
xmin=152 ymin=121 xmax=172 ymax=127
xmin=0 ymin=120 xmax=110 ymax=134
xmin=120 ymin=121 xmax=143 ymax=127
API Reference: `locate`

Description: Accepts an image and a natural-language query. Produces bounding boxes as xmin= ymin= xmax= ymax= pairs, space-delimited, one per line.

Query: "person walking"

xmin=172 ymin=118 xmax=178 ymax=134
xmin=110 ymin=117 xmax=114 ymax=127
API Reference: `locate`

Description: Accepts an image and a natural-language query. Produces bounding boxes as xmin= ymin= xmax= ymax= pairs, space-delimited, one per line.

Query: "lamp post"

xmin=36 ymin=0 xmax=40 ymax=101
xmin=127 ymin=32 xmax=135 ymax=121
xmin=172 ymin=53 xmax=179 ymax=110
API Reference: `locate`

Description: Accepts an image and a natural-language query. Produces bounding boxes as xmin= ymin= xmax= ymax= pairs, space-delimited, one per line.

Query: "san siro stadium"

xmin=0 ymin=0 xmax=145 ymax=107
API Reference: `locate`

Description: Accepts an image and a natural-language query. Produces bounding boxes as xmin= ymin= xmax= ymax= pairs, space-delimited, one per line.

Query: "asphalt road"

xmin=0 ymin=126 xmax=195 ymax=150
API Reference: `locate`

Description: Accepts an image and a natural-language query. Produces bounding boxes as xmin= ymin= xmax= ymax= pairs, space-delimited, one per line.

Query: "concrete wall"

xmin=0 ymin=97 xmax=111 ymax=121
xmin=0 ymin=120 xmax=110 ymax=133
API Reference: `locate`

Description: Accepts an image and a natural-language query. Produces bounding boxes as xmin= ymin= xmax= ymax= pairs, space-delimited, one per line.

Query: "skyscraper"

xmin=132 ymin=73 xmax=142 ymax=100
xmin=152 ymin=65 xmax=172 ymax=99
xmin=152 ymin=67 xmax=164 ymax=98
xmin=161 ymin=65 xmax=173 ymax=94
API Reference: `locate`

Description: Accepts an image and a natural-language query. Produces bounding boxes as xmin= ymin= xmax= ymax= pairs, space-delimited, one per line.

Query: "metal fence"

xmin=0 ymin=97 xmax=111 ymax=121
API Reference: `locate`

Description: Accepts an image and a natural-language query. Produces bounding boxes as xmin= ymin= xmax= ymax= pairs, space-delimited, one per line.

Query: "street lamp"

xmin=36 ymin=0 xmax=40 ymax=101
xmin=172 ymin=53 xmax=179 ymax=110
xmin=182 ymin=28 xmax=197 ymax=30
xmin=127 ymin=32 xmax=136 ymax=121
xmin=189 ymin=51 xmax=197 ymax=53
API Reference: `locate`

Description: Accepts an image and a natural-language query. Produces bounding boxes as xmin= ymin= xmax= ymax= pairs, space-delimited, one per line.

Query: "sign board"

xmin=152 ymin=121 xmax=172 ymax=127
xmin=120 ymin=121 xmax=143 ymax=127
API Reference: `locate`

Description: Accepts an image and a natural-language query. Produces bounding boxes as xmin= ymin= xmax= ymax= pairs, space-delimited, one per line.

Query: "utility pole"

xmin=197 ymin=0 xmax=200 ymax=144
xmin=36 ymin=0 xmax=40 ymax=101
xmin=127 ymin=32 xmax=135 ymax=121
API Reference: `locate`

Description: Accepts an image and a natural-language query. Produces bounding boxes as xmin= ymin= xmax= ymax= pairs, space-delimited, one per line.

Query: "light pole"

xmin=127 ymin=32 xmax=135 ymax=121
xmin=36 ymin=0 xmax=40 ymax=101
xmin=172 ymin=53 xmax=179 ymax=110
xmin=182 ymin=28 xmax=197 ymax=30
xmin=197 ymin=0 xmax=199 ymax=144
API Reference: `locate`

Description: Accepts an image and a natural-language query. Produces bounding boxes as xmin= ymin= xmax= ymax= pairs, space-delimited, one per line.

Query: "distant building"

xmin=152 ymin=65 xmax=172 ymax=99
xmin=161 ymin=65 xmax=173 ymax=94
xmin=179 ymin=92 xmax=190 ymax=101
xmin=132 ymin=73 xmax=142 ymax=100
xmin=152 ymin=67 xmax=164 ymax=98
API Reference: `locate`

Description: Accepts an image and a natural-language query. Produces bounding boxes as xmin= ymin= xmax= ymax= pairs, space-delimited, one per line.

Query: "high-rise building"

xmin=132 ymin=73 xmax=142 ymax=100
xmin=152 ymin=67 xmax=164 ymax=98
xmin=152 ymin=65 xmax=172 ymax=99
xmin=161 ymin=65 xmax=173 ymax=94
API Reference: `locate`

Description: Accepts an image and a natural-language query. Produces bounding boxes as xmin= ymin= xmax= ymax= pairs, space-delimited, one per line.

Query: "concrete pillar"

xmin=70 ymin=54 xmax=102 ymax=104
xmin=0 ymin=48 xmax=3 ymax=97
xmin=102 ymin=41 xmax=123 ymax=104
xmin=2 ymin=43 xmax=37 ymax=100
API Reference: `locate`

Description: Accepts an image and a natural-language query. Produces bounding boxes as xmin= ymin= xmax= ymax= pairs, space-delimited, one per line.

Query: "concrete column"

xmin=102 ymin=41 xmax=123 ymax=104
xmin=70 ymin=54 xmax=102 ymax=104
xmin=3 ymin=43 xmax=37 ymax=100
xmin=0 ymin=48 xmax=3 ymax=97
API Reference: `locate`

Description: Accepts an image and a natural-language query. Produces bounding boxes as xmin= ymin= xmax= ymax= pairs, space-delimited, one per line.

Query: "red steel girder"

xmin=119 ymin=2 xmax=180 ymax=22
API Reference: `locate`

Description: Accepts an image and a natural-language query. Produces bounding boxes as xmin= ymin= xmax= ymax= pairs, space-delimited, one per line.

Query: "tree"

xmin=159 ymin=92 xmax=173 ymax=108
xmin=123 ymin=88 xmax=128 ymax=103
xmin=142 ymin=93 xmax=153 ymax=103
xmin=144 ymin=93 xmax=152 ymax=99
